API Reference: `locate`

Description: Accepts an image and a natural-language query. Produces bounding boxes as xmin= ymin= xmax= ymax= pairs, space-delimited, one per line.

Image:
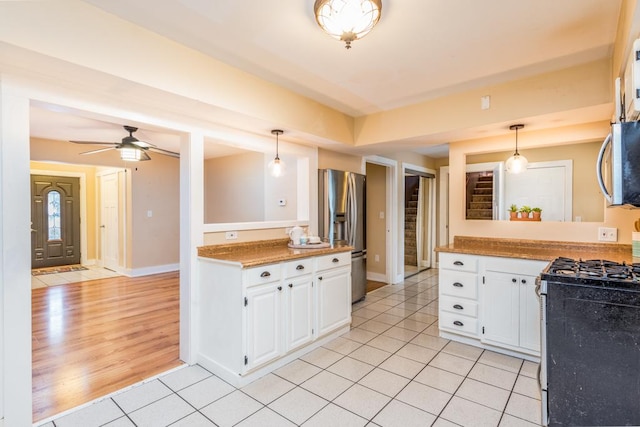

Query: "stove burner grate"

xmin=546 ymin=258 xmax=640 ymax=285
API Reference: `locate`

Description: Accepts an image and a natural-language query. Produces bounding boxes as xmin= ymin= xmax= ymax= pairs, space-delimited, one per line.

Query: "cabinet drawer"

xmin=439 ymin=253 xmax=478 ymax=273
xmin=439 ymin=311 xmax=478 ymax=336
xmin=283 ymin=258 xmax=313 ymax=278
xmin=316 ymin=252 xmax=351 ymax=271
xmin=440 ymin=295 xmax=478 ymax=318
xmin=439 ymin=270 xmax=478 ymax=299
xmin=244 ymin=265 xmax=281 ymax=286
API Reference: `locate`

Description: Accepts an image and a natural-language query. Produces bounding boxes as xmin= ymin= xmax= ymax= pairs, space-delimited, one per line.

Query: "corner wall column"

xmin=179 ymin=132 xmax=204 ymax=364
xmin=0 ymin=79 xmax=33 ymax=425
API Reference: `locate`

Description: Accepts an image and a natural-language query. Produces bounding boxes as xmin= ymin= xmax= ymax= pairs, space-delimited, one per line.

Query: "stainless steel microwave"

xmin=597 ymin=121 xmax=640 ymax=207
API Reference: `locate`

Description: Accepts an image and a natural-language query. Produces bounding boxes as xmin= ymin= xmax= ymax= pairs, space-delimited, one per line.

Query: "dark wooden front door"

xmin=31 ymin=175 xmax=81 ymax=268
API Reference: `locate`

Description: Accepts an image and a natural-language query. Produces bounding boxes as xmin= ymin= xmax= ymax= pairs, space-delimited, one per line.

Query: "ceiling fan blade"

xmin=80 ymin=147 xmax=116 ymax=155
xmin=132 ymin=139 xmax=156 ymax=148
xmin=70 ymin=140 xmax=117 ymax=145
xmin=139 ymin=150 xmax=152 ymax=161
xmin=148 ymin=147 xmax=180 ymax=158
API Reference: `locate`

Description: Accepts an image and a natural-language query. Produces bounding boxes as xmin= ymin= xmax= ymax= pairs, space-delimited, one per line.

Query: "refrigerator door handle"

xmin=347 ymin=173 xmax=357 ymax=246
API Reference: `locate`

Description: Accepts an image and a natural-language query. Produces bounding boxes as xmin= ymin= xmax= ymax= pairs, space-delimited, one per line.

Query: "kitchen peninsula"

xmin=436 ymin=236 xmax=633 ymax=360
xmin=197 ymin=238 xmax=353 ymax=387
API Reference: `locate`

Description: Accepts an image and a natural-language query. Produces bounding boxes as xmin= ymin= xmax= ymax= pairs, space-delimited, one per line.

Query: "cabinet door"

xmin=285 ymin=276 xmax=314 ymax=352
xmin=317 ymin=267 xmax=351 ymax=336
xmin=246 ymin=282 xmax=281 ymax=370
xmin=518 ymin=274 xmax=540 ymax=352
xmin=482 ymin=271 xmax=519 ymax=347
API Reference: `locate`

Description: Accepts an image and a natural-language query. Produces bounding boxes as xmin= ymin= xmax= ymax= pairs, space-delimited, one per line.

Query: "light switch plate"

xmin=225 ymin=231 xmax=238 ymax=240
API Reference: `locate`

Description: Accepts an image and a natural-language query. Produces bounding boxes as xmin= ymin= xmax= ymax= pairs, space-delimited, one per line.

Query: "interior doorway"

xmin=364 ymin=155 xmax=398 ymax=285
xmin=404 ymin=167 xmax=436 ymax=279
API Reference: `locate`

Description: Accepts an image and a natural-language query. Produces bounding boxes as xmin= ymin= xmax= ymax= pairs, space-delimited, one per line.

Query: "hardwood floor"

xmin=31 ymin=272 xmax=182 ymax=422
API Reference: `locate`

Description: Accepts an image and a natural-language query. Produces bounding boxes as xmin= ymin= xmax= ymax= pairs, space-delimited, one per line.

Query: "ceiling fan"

xmin=70 ymin=125 xmax=179 ymax=161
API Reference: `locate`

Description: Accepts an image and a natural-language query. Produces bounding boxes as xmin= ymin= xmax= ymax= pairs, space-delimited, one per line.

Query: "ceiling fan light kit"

xmin=505 ymin=124 xmax=528 ymax=174
xmin=70 ymin=125 xmax=179 ymax=161
xmin=314 ymin=0 xmax=382 ymax=49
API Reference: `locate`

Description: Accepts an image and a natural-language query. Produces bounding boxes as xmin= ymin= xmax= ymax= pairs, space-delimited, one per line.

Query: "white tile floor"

xmin=36 ymin=269 xmax=542 ymax=427
xmin=32 ymin=265 xmax=121 ymax=289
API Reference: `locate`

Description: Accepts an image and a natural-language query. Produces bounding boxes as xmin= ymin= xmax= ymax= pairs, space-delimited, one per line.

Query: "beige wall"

xmin=318 ymin=148 xmax=363 ymax=173
xmin=30 ymin=160 xmax=98 ymax=261
xmin=366 ymin=163 xmax=386 ymax=277
xmin=466 ymin=140 xmax=604 ymax=222
xmin=204 ymin=152 xmax=265 ymax=223
xmin=354 ymin=60 xmax=612 ymax=146
xmin=30 ymin=137 xmax=180 ymax=270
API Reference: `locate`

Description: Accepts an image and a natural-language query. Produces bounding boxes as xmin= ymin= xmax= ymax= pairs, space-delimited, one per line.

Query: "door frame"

xmin=30 ymin=168 xmax=89 ymax=266
xmin=363 ymin=156 xmax=398 ymax=284
xmin=402 ymin=163 xmax=437 ymax=273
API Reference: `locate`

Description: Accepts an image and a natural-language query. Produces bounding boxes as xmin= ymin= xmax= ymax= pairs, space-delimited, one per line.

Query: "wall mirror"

xmin=465 ymin=140 xmax=604 ymax=222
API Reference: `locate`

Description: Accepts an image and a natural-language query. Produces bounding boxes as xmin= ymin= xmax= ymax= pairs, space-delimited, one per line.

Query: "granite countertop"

xmin=198 ymin=238 xmax=353 ymax=268
xmin=437 ymin=236 xmax=635 ymax=264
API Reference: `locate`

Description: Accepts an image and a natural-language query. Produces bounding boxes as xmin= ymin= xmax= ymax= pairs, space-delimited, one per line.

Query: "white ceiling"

xmin=29 ymin=0 xmax=624 ymax=159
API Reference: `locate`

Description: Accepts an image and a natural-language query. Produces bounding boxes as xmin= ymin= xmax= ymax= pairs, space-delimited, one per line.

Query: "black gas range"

xmin=539 ymin=257 xmax=640 ymax=427
xmin=541 ymin=256 xmax=640 ymax=288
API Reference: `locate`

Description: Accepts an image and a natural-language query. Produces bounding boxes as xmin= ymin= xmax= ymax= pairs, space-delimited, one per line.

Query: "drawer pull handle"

xmin=277 ymin=286 xmax=282 ymax=291
xmin=453 ymin=320 xmax=464 ymax=327
xmin=521 ymin=279 xmax=527 ymax=284
xmin=512 ymin=278 xmax=517 ymax=283
xmin=453 ymin=261 xmax=464 ymax=266
xmin=296 ymin=265 xmax=305 ymax=270
xmin=289 ymin=283 xmax=293 ymax=288
xmin=260 ymin=271 xmax=271 ymax=278
xmin=453 ymin=304 xmax=463 ymax=310
xmin=332 ymin=258 xmax=339 ymax=263
xmin=452 ymin=282 xmax=463 ymax=288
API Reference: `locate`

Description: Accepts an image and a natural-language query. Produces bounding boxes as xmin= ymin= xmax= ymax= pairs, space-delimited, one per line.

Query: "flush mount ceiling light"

xmin=314 ymin=0 xmax=382 ymax=49
xmin=269 ymin=129 xmax=285 ymax=177
xmin=506 ymin=124 xmax=528 ymax=174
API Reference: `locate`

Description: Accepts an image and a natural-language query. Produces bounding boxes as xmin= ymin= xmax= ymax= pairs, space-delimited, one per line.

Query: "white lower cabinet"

xmin=198 ymin=251 xmax=351 ymax=387
xmin=284 ymin=275 xmax=314 ymax=352
xmin=438 ymin=253 xmax=480 ymax=338
xmin=245 ymin=281 xmax=281 ymax=370
xmin=439 ymin=252 xmax=548 ymax=359
xmin=317 ymin=266 xmax=351 ymax=335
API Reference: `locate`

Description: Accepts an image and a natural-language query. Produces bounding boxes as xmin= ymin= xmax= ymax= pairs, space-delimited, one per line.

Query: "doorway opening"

xmin=404 ymin=168 xmax=435 ymax=279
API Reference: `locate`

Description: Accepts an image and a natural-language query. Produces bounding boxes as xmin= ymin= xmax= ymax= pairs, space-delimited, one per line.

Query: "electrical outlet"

xmin=374 ymin=254 xmax=380 ymax=262
xmin=598 ymin=227 xmax=617 ymax=242
xmin=278 ymin=198 xmax=287 ymax=206
xmin=225 ymin=231 xmax=238 ymax=240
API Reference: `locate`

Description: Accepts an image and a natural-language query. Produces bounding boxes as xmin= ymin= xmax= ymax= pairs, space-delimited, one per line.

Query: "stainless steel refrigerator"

xmin=318 ymin=169 xmax=366 ymax=303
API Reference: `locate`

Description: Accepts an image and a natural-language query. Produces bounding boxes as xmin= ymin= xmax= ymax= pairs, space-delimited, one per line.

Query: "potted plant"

xmin=519 ymin=205 xmax=532 ymax=219
xmin=508 ymin=204 xmax=518 ymax=220
xmin=532 ymin=207 xmax=542 ymax=221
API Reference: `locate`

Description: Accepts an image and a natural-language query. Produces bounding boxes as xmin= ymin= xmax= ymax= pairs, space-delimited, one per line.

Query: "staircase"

xmin=466 ymin=175 xmax=494 ymax=220
xmin=404 ymin=187 xmax=418 ymax=266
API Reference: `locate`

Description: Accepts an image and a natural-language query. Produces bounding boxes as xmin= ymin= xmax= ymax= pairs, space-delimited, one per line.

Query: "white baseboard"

xmin=125 ymin=263 xmax=180 ymax=278
xmin=366 ymin=272 xmax=387 ymax=283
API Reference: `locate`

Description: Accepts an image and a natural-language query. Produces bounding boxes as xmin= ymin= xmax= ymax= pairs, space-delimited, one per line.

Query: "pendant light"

xmin=268 ymin=129 xmax=285 ymax=177
xmin=314 ymin=0 xmax=382 ymax=49
xmin=505 ymin=124 xmax=528 ymax=174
